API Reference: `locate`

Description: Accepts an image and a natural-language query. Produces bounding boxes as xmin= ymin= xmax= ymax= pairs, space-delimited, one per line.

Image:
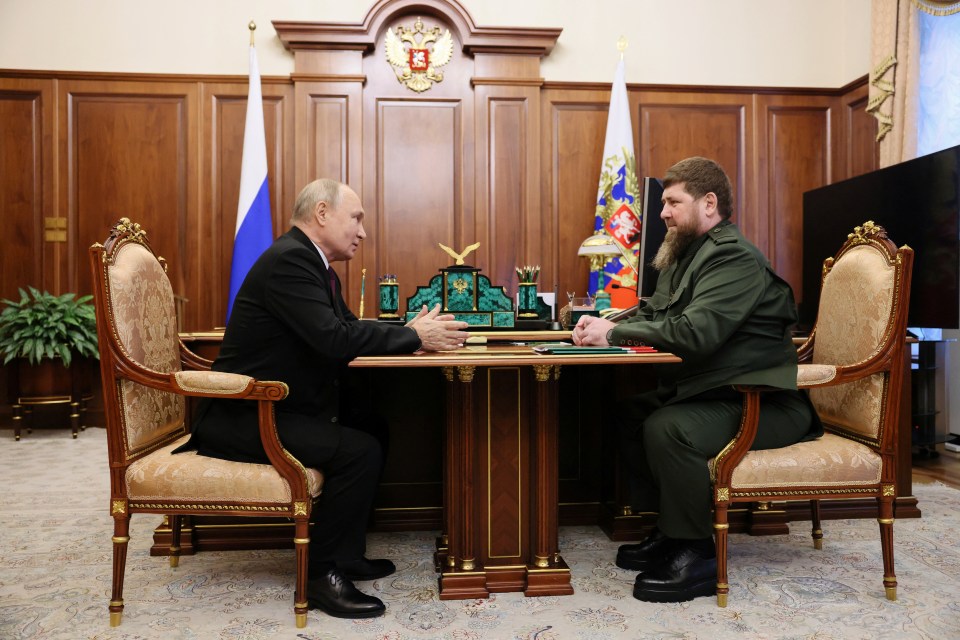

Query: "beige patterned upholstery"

xmin=90 ymin=219 xmax=320 ymax=629
xmin=110 ymin=242 xmax=185 ymax=453
xmin=715 ymin=433 xmax=881 ymax=489
xmin=174 ymin=370 xmax=254 ymax=394
xmin=797 ymin=363 xmax=836 ymax=386
xmin=809 ymin=244 xmax=895 ymax=441
xmin=710 ymin=222 xmax=913 ymax=609
xmin=127 ymin=435 xmax=324 ymax=503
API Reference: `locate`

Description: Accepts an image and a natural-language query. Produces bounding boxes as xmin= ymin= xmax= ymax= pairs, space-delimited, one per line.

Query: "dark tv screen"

xmin=800 ymin=144 xmax=960 ymax=330
xmin=636 ymin=177 xmax=666 ymax=299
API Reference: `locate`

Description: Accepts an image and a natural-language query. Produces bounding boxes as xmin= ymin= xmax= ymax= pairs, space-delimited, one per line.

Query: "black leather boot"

xmin=632 ymin=540 xmax=717 ymax=603
xmin=616 ymin=528 xmax=675 ymax=571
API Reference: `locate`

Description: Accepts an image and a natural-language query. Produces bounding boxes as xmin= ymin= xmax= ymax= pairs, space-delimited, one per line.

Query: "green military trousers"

xmin=615 ymin=387 xmax=817 ymax=539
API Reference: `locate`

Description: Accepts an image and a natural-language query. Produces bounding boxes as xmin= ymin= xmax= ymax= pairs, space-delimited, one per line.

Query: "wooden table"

xmin=349 ymin=342 xmax=680 ymax=599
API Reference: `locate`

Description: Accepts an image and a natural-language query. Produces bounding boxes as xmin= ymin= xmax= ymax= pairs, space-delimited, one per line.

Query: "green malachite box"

xmin=404 ymin=266 xmax=514 ymax=327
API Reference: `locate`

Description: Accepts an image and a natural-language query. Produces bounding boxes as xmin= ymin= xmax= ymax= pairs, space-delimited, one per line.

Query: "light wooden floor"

xmin=912 ymin=444 xmax=960 ymax=489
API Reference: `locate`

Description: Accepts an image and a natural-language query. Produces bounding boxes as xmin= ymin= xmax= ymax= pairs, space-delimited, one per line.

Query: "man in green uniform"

xmin=572 ymin=156 xmax=821 ymax=603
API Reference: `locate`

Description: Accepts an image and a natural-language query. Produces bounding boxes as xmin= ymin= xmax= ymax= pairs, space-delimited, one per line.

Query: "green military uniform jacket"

xmin=608 ymin=220 xmax=799 ymax=404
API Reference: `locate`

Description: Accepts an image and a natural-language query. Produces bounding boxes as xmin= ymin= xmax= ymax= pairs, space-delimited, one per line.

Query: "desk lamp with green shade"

xmin=577 ymin=232 xmax=631 ymax=311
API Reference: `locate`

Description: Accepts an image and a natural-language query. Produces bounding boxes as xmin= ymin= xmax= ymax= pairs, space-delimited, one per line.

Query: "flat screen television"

xmin=636 ymin=177 xmax=666 ymax=299
xmin=800 ymin=144 xmax=960 ymax=331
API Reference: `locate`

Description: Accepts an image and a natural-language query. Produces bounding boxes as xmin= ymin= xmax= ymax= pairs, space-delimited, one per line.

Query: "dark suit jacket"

xmin=188 ymin=226 xmax=421 ymax=463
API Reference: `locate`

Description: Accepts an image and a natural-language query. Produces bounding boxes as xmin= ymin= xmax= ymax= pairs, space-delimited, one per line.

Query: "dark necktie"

xmin=328 ymin=266 xmax=344 ymax=320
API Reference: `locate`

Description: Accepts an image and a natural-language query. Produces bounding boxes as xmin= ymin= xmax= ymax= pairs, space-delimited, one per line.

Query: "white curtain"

xmin=917 ymin=8 xmax=960 ymax=154
xmin=869 ymin=0 xmax=960 ymax=166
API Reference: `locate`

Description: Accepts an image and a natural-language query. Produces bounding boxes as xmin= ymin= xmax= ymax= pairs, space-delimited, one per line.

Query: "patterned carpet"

xmin=2 ymin=427 xmax=960 ymax=640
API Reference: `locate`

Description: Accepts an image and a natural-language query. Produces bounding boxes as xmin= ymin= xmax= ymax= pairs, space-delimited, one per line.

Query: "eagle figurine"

xmin=438 ymin=242 xmax=480 ymax=266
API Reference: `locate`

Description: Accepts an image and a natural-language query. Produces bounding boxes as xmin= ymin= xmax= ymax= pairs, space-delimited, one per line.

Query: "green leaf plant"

xmin=0 ymin=287 xmax=99 ymax=367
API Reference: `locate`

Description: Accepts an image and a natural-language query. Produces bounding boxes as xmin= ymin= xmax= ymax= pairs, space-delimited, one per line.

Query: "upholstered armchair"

xmin=710 ymin=221 xmax=914 ymax=607
xmin=89 ymin=218 xmax=323 ymax=628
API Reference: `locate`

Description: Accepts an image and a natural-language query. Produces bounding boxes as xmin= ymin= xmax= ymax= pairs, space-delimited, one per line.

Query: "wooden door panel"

xmin=759 ymin=98 xmax=833 ymax=294
xmin=61 ymin=81 xmax=198 ymax=319
xmin=638 ymin=103 xmax=746 ymax=220
xmin=0 ymin=88 xmax=45 ymax=301
xmin=377 ymin=100 xmax=462 ymax=311
xmin=543 ymin=94 xmax=610 ymax=305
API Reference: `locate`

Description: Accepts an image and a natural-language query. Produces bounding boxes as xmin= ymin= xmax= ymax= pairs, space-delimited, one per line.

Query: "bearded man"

xmin=572 ymin=156 xmax=821 ymax=603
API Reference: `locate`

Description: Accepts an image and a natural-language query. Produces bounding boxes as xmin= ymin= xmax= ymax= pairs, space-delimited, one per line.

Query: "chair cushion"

xmin=713 ymin=433 xmax=881 ymax=490
xmin=126 ymin=436 xmax=324 ymax=504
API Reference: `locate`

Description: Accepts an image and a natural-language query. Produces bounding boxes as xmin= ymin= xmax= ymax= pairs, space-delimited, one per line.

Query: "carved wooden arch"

xmin=273 ymin=0 xmax=561 ymax=58
xmin=273 ymin=0 xmax=561 ymax=319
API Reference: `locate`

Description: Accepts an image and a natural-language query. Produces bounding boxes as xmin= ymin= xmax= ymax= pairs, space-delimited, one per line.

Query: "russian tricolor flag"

xmin=592 ymin=57 xmax=641 ymax=309
xmin=227 ymin=41 xmax=273 ymax=321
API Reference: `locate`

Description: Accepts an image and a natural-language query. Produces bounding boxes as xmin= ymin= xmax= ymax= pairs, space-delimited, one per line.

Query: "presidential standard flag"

xmin=227 ymin=41 xmax=273 ymax=321
xmin=592 ymin=57 xmax=641 ymax=309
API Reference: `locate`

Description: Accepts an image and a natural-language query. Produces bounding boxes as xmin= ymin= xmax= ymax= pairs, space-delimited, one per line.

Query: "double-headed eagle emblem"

xmin=385 ymin=17 xmax=453 ymax=93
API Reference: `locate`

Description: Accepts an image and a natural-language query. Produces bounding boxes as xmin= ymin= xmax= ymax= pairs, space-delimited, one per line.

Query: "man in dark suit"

xmin=187 ymin=178 xmax=469 ymax=619
xmin=572 ymin=157 xmax=821 ymax=603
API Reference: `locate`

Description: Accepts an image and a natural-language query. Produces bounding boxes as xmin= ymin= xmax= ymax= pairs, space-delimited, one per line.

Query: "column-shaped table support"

xmin=438 ymin=363 xmax=572 ymax=599
xmin=526 ymin=364 xmax=573 ymax=596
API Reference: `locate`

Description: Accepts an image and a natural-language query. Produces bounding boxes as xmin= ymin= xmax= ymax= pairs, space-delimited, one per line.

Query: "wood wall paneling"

xmin=0 ymin=84 xmax=48 ymax=301
xmin=202 ymin=82 xmax=292 ymax=329
xmin=59 ymin=81 xmax=198 ymax=313
xmin=485 ymin=94 xmax=535 ymax=297
xmin=376 ymin=99 xmax=462 ymax=312
xmin=295 ymin=80 xmax=364 ymax=310
xmin=757 ymin=96 xmax=834 ymax=294
xmin=843 ymin=82 xmax=879 ymax=180
xmin=542 ymin=91 xmax=610 ymax=302
xmin=635 ymin=94 xmax=752 ymax=246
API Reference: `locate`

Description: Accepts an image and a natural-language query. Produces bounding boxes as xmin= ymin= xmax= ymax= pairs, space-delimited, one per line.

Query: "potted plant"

xmin=0 ymin=287 xmax=99 ymax=438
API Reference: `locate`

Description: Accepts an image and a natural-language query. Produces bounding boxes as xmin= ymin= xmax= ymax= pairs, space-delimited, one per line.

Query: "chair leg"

xmin=811 ymin=499 xmax=823 ymax=550
xmin=714 ymin=504 xmax=730 ymax=607
xmin=294 ymin=518 xmax=310 ymax=628
xmin=110 ymin=515 xmax=131 ymax=627
xmin=12 ymin=403 xmax=22 ymax=441
xmin=169 ymin=515 xmax=182 ymax=568
xmin=70 ymin=400 xmax=80 ymax=439
xmin=878 ymin=496 xmax=897 ymax=601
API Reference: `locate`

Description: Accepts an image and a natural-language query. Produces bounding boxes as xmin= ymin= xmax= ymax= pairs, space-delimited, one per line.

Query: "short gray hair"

xmin=292 ymin=179 xmax=343 ymax=222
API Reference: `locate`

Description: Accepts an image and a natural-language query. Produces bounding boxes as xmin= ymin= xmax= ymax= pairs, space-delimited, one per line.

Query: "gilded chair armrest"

xmin=174 ymin=370 xmax=254 ymax=394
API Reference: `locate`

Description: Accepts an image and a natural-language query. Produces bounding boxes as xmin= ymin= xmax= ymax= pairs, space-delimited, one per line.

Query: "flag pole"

xmin=227 ymin=19 xmax=274 ymax=321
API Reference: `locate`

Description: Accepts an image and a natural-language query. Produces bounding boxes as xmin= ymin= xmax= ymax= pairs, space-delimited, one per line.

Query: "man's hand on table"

xmin=572 ymin=315 xmax=616 ymax=346
xmin=407 ymin=304 xmax=470 ymax=351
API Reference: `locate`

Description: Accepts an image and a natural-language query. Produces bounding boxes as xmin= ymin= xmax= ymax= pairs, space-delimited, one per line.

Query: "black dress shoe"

xmin=337 ymin=557 xmax=396 ymax=581
xmin=307 ymin=569 xmax=386 ymax=619
xmin=632 ymin=543 xmax=717 ymax=603
xmin=616 ymin=528 xmax=675 ymax=571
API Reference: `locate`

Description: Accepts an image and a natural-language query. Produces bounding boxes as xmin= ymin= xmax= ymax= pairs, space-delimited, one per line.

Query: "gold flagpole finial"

xmin=249 ymin=21 xmax=256 ymax=46
xmin=617 ymin=36 xmax=628 ymax=60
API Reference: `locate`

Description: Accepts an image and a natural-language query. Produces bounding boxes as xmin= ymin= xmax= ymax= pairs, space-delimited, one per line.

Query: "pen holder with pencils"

xmin=517 ymin=283 xmax=539 ymax=318
xmin=515 ymin=264 xmax=540 ymax=319
xmin=378 ymin=275 xmax=400 ymax=319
